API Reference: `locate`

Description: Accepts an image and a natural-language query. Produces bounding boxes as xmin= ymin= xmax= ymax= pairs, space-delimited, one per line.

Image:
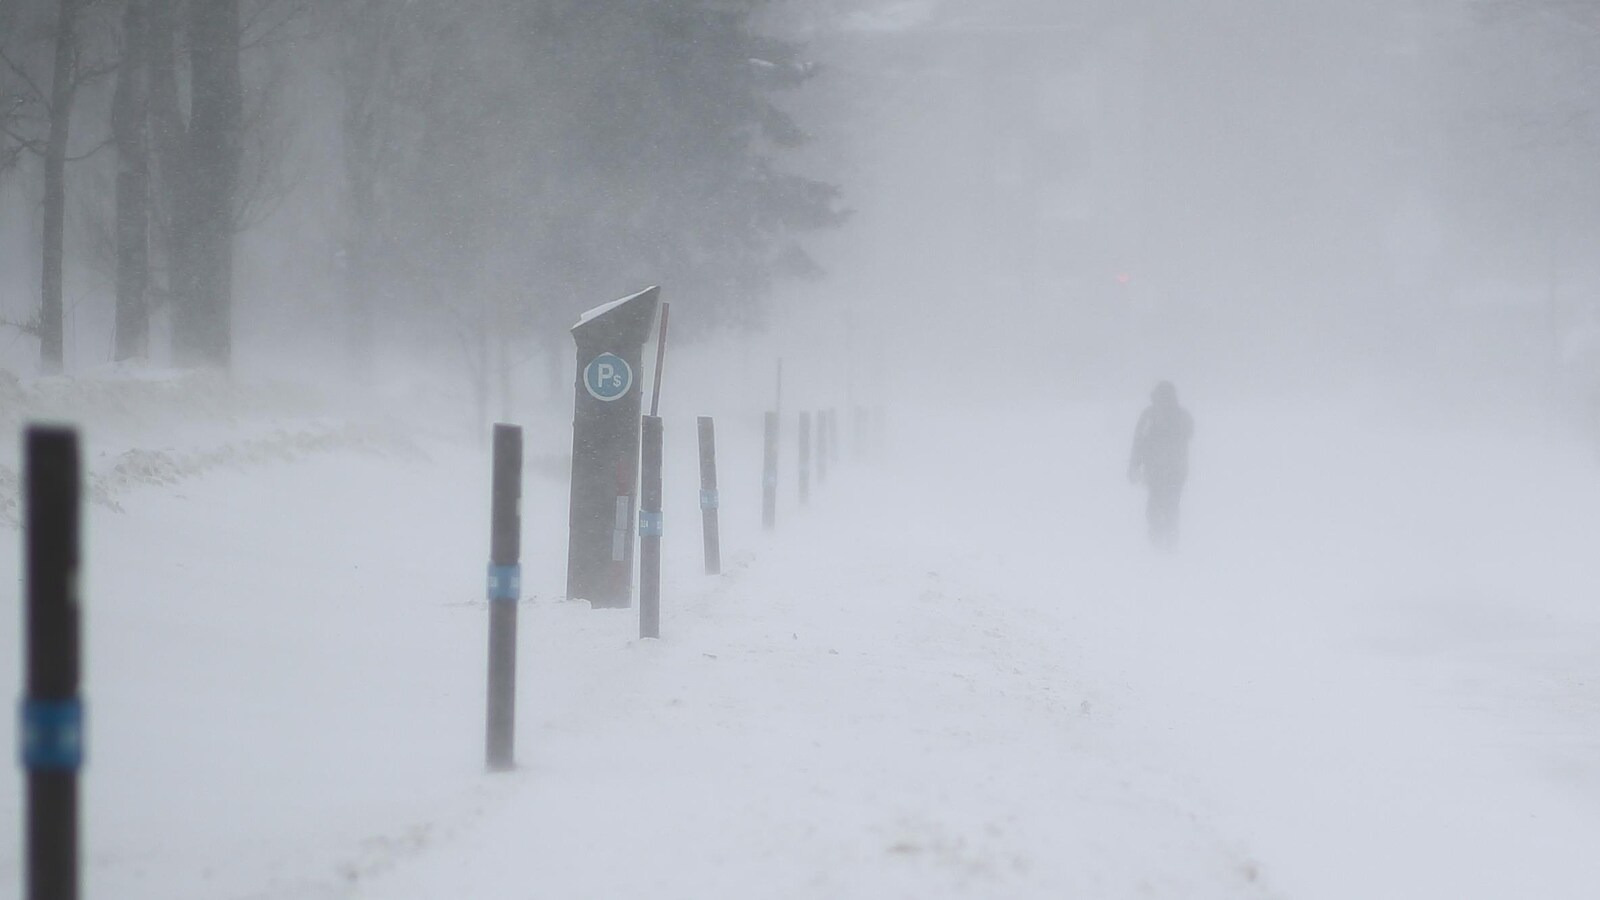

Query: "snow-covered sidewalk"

xmin=3 ymin=399 xmax=1598 ymax=899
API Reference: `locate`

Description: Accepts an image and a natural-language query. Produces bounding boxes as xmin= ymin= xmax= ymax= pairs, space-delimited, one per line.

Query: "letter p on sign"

xmin=584 ymin=352 xmax=633 ymax=402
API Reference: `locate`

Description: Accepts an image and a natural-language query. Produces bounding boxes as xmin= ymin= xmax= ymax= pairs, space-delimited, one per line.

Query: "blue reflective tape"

xmin=20 ymin=699 xmax=84 ymax=772
xmin=639 ymin=510 xmax=664 ymax=538
xmin=487 ymin=563 xmax=521 ymax=602
xmin=700 ymin=489 xmax=720 ymax=510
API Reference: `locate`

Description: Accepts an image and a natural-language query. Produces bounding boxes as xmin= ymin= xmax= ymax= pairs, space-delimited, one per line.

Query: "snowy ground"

xmin=2 ymin=377 xmax=1599 ymax=899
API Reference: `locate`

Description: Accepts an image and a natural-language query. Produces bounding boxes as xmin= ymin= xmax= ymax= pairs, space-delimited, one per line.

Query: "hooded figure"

xmin=1128 ymin=381 xmax=1194 ymax=548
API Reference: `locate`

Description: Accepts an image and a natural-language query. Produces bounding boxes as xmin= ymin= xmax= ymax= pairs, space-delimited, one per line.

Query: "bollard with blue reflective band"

xmin=24 ymin=425 xmax=82 ymax=900
xmin=820 ymin=409 xmax=830 ymax=468
xmin=486 ymin=564 xmax=521 ymax=602
xmin=697 ymin=416 xmax=721 ymax=576
xmin=762 ymin=411 xmax=778 ymax=532
xmin=639 ymin=415 xmax=664 ymax=639
xmin=20 ymin=700 xmax=83 ymax=772
xmin=798 ymin=411 xmax=812 ymax=507
xmin=485 ymin=424 xmax=522 ymax=772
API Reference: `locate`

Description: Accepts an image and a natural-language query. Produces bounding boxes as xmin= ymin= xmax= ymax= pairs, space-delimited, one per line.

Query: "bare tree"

xmin=0 ymin=3 xmax=48 ymax=181
xmin=147 ymin=0 xmax=242 ymax=369
xmin=333 ymin=0 xmax=407 ymax=378
xmin=0 ymin=0 xmax=116 ymax=372
xmin=111 ymin=0 xmax=150 ymax=360
xmin=36 ymin=0 xmax=82 ymax=373
xmin=181 ymin=0 xmax=241 ymax=366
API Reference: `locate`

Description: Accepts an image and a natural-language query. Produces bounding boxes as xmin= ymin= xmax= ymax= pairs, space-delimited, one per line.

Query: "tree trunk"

xmin=346 ymin=241 xmax=375 ymax=380
xmin=113 ymin=0 xmax=151 ymax=362
xmin=340 ymin=13 xmax=382 ymax=383
xmin=497 ymin=299 xmax=514 ymax=423
xmin=148 ymin=0 xmax=196 ymax=360
xmin=474 ymin=324 xmax=490 ymax=444
xmin=39 ymin=0 xmax=79 ymax=375
xmin=175 ymin=0 xmax=241 ymax=368
xmin=1546 ymin=227 xmax=1563 ymax=366
xmin=344 ymin=147 xmax=377 ymax=381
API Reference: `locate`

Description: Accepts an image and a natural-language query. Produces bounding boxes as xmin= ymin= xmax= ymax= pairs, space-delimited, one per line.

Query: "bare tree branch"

xmin=0 ymin=43 xmax=50 ymax=113
xmin=241 ymin=0 xmax=313 ymax=51
xmin=64 ymin=133 xmax=113 ymax=161
xmin=1 ymin=122 xmax=43 ymax=155
xmin=0 ymin=315 xmax=42 ymax=338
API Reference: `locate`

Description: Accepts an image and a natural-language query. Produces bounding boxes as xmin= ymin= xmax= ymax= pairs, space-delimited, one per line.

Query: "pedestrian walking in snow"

xmin=1128 ymin=381 xmax=1194 ymax=550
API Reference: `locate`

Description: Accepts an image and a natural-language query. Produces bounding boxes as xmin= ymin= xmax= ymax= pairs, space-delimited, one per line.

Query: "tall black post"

xmin=762 ymin=411 xmax=778 ymax=531
xmin=639 ymin=415 xmax=664 ymax=639
xmin=697 ymin=416 xmax=721 ymax=575
xmin=23 ymin=426 xmax=82 ymax=900
xmin=485 ymin=424 xmax=522 ymax=772
xmin=798 ymin=411 xmax=812 ymax=506
xmin=815 ymin=410 xmax=828 ymax=485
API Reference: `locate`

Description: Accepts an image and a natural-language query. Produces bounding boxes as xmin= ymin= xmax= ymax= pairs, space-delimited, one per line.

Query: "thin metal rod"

xmin=649 ymin=302 xmax=671 ymax=418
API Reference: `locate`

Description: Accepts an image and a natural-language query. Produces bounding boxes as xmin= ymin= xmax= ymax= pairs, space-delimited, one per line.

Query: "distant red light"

xmin=1115 ymin=273 xmax=1131 ymax=285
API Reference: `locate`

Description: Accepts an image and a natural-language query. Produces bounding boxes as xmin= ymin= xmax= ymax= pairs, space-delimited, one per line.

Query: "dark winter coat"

xmin=1129 ymin=400 xmax=1194 ymax=488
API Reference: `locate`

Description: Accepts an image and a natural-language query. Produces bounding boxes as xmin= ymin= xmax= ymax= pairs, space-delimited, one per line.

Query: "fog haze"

xmin=2 ymin=1 xmax=1599 ymax=898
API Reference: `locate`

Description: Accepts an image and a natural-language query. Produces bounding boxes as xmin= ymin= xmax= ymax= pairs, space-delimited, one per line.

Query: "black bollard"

xmin=798 ymin=411 xmax=812 ymax=506
xmin=762 ymin=411 xmax=778 ymax=531
xmin=697 ymin=416 xmax=721 ymax=575
xmin=486 ymin=424 xmax=522 ymax=772
xmin=639 ymin=415 xmax=664 ymax=638
xmin=815 ymin=410 xmax=828 ymax=485
xmin=23 ymin=426 xmax=83 ymax=900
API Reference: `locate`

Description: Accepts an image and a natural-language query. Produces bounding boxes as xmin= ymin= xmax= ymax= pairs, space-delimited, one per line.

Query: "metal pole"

xmin=798 ymin=411 xmax=811 ymax=506
xmin=815 ymin=410 xmax=828 ymax=485
xmin=486 ymin=424 xmax=522 ymax=772
xmin=762 ymin=411 xmax=778 ymax=531
xmin=23 ymin=426 xmax=82 ymax=900
xmin=697 ymin=416 xmax=721 ymax=575
xmin=649 ymin=303 xmax=671 ymax=418
xmin=639 ymin=415 xmax=664 ymax=639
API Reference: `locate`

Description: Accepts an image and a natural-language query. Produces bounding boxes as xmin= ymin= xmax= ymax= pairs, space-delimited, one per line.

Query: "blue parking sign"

xmin=584 ymin=352 xmax=633 ymax=401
